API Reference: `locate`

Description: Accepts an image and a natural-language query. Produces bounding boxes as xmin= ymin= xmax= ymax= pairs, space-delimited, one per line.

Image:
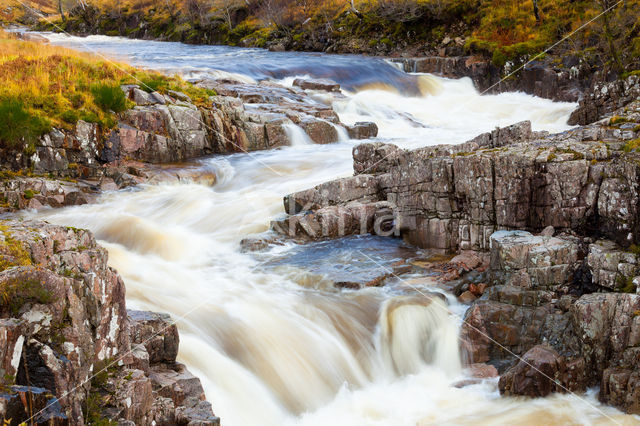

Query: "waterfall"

xmin=283 ymin=123 xmax=314 ymax=146
xmin=26 ymin=31 xmax=631 ymax=426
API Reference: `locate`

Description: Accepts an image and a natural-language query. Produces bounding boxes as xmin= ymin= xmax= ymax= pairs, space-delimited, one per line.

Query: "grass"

xmin=91 ymin=84 xmax=129 ymax=113
xmin=0 ymin=223 xmax=33 ymax=272
xmin=610 ymin=116 xmax=630 ymax=125
xmin=0 ymin=223 xmax=51 ymax=315
xmin=617 ymin=275 xmax=637 ymax=294
xmin=0 ymin=276 xmax=53 ymax=315
xmin=0 ymin=29 xmax=215 ymax=154
xmin=623 ymin=139 xmax=640 ymax=153
xmin=0 ymin=98 xmax=50 ymax=152
xmin=84 ymin=358 xmax=118 ymax=425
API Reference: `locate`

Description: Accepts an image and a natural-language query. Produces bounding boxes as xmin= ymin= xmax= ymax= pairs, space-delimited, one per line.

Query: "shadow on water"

xmin=262 ymin=235 xmax=420 ymax=284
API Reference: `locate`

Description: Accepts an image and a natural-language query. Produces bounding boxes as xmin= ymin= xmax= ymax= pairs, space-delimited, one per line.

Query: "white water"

xmin=283 ymin=123 xmax=314 ymax=146
xmin=29 ymin=32 xmax=639 ymax=425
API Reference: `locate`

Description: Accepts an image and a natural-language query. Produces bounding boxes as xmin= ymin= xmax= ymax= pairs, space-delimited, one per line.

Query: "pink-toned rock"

xmin=458 ymin=290 xmax=477 ymax=304
xmin=499 ymin=345 xmax=566 ymax=397
xmin=468 ymin=363 xmax=499 ymax=378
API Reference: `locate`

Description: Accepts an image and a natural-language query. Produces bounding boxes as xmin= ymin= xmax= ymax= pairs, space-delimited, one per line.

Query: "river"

xmin=26 ymin=32 xmax=638 ymax=425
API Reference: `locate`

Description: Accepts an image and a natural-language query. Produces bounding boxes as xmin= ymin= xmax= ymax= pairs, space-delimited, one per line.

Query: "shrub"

xmin=0 ymin=98 xmax=50 ymax=151
xmin=91 ymin=84 xmax=128 ymax=113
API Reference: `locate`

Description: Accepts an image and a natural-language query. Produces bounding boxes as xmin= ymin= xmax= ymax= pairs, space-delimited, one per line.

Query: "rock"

xmin=284 ymin=174 xmax=380 ymax=214
xmin=499 ymin=345 xmax=567 ymax=397
xmin=0 ymin=385 xmax=68 ymax=425
xmin=293 ymin=78 xmax=341 ymax=92
xmin=346 ymin=122 xmax=379 ymax=140
xmin=601 ymin=368 xmax=640 ymax=414
xmin=276 ymin=108 xmax=640 ymax=250
xmin=389 ymin=57 xmax=585 ymax=102
xmin=490 ymin=231 xmax=578 ymax=289
xmin=128 ymin=310 xmax=179 ymax=364
xmin=540 ymin=226 xmax=555 ymax=237
xmin=468 ymin=363 xmax=498 ymax=378
xmin=587 ymin=240 xmax=639 ymax=291
xmin=129 ymin=88 xmax=165 ymax=106
xmin=168 ymin=90 xmax=192 ymax=102
xmin=0 ymin=221 xmax=218 ymax=424
xmin=0 ymin=319 xmax=25 ymax=379
xmin=268 ymin=43 xmax=286 ymax=52
xmin=299 ymin=118 xmax=339 ymax=144
xmin=449 ymin=251 xmax=482 ymax=272
xmin=458 ymin=291 xmax=477 ymax=304
xmin=469 ymin=282 xmax=487 ymax=296
xmin=16 ymin=32 xmax=49 ymax=43
xmin=569 ymin=75 xmax=640 ymax=125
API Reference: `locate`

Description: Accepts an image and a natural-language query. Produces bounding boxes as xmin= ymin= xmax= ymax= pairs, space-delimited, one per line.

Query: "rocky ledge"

xmin=0 ymin=220 xmax=219 ymax=425
xmin=390 ymin=56 xmax=592 ymax=103
xmin=267 ymin=90 xmax=640 ymax=413
xmin=0 ymin=77 xmax=376 ymax=214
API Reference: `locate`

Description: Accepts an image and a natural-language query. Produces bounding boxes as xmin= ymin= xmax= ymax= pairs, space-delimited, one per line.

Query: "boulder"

xmin=346 ymin=122 xmax=378 ymax=139
xmin=299 ymin=118 xmax=339 ymax=144
xmin=293 ymin=78 xmax=341 ymax=92
xmin=128 ymin=310 xmax=179 ymax=364
xmin=499 ymin=345 xmax=567 ymax=397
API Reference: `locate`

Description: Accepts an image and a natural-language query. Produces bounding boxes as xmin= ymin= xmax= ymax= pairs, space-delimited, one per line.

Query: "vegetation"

xmin=0 ymin=224 xmax=51 ymax=315
xmin=84 ymin=358 xmax=118 ymax=425
xmin=623 ymin=139 xmax=640 ymax=153
xmin=0 ymin=29 xmax=215 ymax=154
xmin=20 ymin=0 xmax=638 ymax=75
xmin=0 ymin=223 xmax=33 ymax=272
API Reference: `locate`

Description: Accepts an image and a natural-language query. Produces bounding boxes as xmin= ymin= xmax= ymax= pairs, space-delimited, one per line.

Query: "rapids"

xmin=26 ymin=32 xmax=638 ymax=425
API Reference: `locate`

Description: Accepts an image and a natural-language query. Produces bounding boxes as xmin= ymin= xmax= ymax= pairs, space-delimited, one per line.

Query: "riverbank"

xmin=1 ymin=26 xmax=639 ymax=425
xmin=24 ymin=0 xmax=640 ymax=102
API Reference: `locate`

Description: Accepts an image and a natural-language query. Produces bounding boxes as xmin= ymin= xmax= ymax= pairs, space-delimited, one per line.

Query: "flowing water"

xmin=25 ymin=32 xmax=639 ymax=425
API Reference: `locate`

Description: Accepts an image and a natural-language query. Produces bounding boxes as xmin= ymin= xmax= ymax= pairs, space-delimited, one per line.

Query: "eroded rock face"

xmin=460 ymin=230 xmax=640 ymax=412
xmin=0 ymin=220 xmax=218 ymax=425
xmin=390 ymin=57 xmax=589 ymax=102
xmin=569 ymin=75 xmax=640 ymax=125
xmin=270 ymin=105 xmax=640 ymax=413
xmin=274 ymin=103 xmax=640 ymax=250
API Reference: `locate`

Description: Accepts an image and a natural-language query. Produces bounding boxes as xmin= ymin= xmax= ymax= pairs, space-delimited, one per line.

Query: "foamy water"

xmin=26 ymin=32 xmax=638 ymax=426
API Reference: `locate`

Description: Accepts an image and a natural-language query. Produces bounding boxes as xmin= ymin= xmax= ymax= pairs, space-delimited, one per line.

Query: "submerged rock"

xmin=293 ymin=78 xmax=341 ymax=92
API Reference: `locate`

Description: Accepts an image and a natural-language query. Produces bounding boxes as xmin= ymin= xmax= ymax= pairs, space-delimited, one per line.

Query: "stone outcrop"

xmin=459 ymin=229 xmax=640 ymax=412
xmin=269 ymin=99 xmax=640 ymax=414
xmin=569 ymin=74 xmax=640 ymax=125
xmin=273 ymin=109 xmax=640 ymax=250
xmin=390 ymin=57 xmax=590 ymax=102
xmin=293 ymin=78 xmax=341 ymax=92
xmin=198 ymin=79 xmax=371 ymax=149
xmin=1 ymin=77 xmax=377 ymax=212
xmin=0 ymin=220 xmax=219 ymax=425
xmin=0 ymin=177 xmax=93 ymax=213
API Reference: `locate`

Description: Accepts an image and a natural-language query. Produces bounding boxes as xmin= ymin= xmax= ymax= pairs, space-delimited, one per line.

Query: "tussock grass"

xmin=0 ymin=30 xmax=215 ymax=153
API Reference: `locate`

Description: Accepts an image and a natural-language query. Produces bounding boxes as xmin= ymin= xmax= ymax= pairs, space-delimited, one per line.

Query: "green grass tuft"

xmin=0 ymin=98 xmax=50 ymax=151
xmin=91 ymin=83 xmax=128 ymax=113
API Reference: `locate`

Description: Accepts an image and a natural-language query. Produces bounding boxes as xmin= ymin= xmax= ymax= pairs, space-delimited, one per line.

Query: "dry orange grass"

xmin=0 ymin=30 xmax=214 ymax=151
